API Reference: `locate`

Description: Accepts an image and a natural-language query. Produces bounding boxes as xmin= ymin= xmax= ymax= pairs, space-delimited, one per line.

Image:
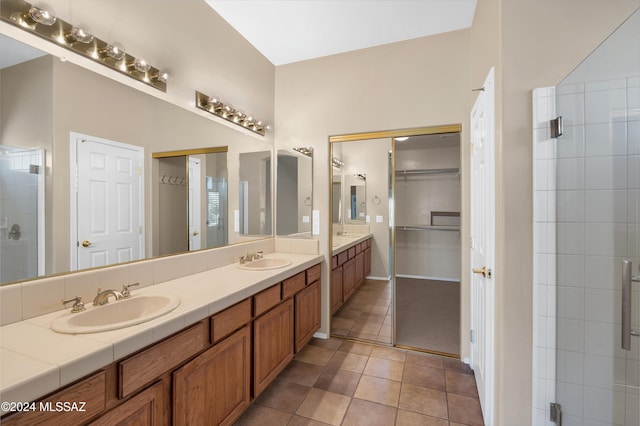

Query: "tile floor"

xmin=234 ymin=337 xmax=484 ymax=426
xmin=331 ymin=279 xmax=392 ymax=344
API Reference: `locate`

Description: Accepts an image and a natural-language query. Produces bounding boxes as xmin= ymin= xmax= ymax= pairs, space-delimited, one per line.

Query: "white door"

xmin=71 ymin=133 xmax=144 ymax=270
xmin=470 ymin=67 xmax=495 ymax=425
xmin=188 ymin=156 xmax=201 ymax=251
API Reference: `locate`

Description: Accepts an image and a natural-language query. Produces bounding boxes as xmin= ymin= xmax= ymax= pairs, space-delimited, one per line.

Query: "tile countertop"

xmin=0 ymin=252 xmax=323 ymax=408
xmin=331 ymin=233 xmax=372 ymax=256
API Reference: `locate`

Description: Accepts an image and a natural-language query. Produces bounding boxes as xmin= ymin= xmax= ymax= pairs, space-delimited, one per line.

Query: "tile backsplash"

xmin=0 ymin=237 xmax=318 ymax=326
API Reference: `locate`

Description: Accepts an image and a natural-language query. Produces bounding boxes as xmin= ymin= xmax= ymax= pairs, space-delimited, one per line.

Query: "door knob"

xmin=192 ymin=231 xmax=199 ymax=236
xmin=82 ymin=240 xmax=92 ymax=247
xmin=472 ymin=266 xmax=491 ymax=278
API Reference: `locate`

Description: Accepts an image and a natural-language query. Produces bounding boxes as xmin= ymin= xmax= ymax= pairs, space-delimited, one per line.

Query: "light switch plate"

xmin=376 ymin=215 xmax=384 ymax=223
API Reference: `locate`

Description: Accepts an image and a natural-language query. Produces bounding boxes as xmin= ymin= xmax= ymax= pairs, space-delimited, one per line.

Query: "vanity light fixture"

xmin=1 ymin=0 xmax=168 ymax=92
xmin=395 ymin=137 xmax=409 ymax=142
xmin=195 ymin=91 xmax=271 ymax=136
xmin=293 ymin=147 xmax=313 ymax=157
xmin=332 ymin=157 xmax=344 ymax=168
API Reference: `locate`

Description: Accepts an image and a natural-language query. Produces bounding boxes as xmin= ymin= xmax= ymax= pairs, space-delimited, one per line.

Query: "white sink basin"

xmin=237 ymin=258 xmax=292 ymax=270
xmin=51 ymin=294 xmax=181 ymax=334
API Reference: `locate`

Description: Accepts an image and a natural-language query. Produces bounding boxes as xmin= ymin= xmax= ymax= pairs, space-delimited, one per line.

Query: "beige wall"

xmin=471 ymin=0 xmax=640 ymax=424
xmin=275 ymin=28 xmax=472 ymax=354
xmin=1 ymin=56 xmax=54 ymax=272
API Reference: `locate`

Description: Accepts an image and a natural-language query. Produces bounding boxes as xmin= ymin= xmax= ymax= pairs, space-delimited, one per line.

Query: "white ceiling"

xmin=205 ymin=0 xmax=477 ymax=66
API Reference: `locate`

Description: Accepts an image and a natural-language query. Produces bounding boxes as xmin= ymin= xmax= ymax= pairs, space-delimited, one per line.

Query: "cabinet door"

xmin=331 ymin=265 xmax=343 ymax=313
xmin=173 ymin=326 xmax=251 ymax=426
xmin=355 ymin=252 xmax=364 ymax=288
xmin=89 ymin=381 xmax=164 ymax=426
xmin=364 ymin=247 xmax=372 ymax=277
xmin=253 ymin=298 xmax=294 ymax=397
xmin=343 ymin=258 xmax=356 ymax=302
xmin=295 ymin=280 xmax=321 ymax=352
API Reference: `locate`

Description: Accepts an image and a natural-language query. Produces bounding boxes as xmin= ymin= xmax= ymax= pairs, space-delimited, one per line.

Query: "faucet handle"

xmin=121 ymin=282 xmax=139 ymax=298
xmin=62 ymin=296 xmax=85 ymax=313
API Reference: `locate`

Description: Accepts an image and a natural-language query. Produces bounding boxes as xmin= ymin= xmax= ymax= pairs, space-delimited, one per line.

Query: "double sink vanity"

xmin=0 ymin=247 xmax=322 ymax=425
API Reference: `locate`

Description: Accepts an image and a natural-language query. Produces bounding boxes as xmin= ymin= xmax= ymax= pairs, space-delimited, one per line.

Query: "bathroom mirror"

xmin=154 ymin=149 xmax=228 ymax=256
xmin=345 ymin=174 xmax=366 ymax=223
xmin=0 ymin=33 xmax=273 ymax=285
xmin=276 ymin=148 xmax=313 ymax=236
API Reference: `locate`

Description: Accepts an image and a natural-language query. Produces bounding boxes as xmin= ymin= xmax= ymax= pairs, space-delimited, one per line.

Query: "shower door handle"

xmin=622 ymin=260 xmax=640 ymax=351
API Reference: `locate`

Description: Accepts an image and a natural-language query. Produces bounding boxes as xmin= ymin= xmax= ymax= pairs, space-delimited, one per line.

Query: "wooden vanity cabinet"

xmin=355 ymin=250 xmax=365 ymax=288
xmin=253 ymin=298 xmax=294 ymax=396
xmin=2 ymin=262 xmax=321 ymax=426
xmin=342 ymin=257 xmax=356 ymax=301
xmin=88 ymin=380 xmax=165 ymax=426
xmin=295 ymin=280 xmax=321 ymax=352
xmin=173 ymin=326 xmax=251 ymax=426
xmin=331 ymin=238 xmax=372 ymax=308
xmin=331 ymin=264 xmax=343 ymax=313
xmin=1 ymin=370 xmax=108 ymax=426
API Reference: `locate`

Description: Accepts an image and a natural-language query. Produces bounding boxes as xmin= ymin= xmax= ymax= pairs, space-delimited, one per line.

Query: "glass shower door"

xmin=554 ymin=7 xmax=640 ymax=425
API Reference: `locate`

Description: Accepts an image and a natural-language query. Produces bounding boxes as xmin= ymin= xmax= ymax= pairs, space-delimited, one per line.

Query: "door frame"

xmin=328 ymin=124 xmax=463 ymax=351
xmin=69 ymin=132 xmax=145 ymax=270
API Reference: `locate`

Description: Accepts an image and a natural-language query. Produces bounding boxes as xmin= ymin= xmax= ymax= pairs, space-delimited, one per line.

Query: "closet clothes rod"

xmin=396 ymin=225 xmax=460 ymax=232
xmin=394 ymin=168 xmax=459 ymax=176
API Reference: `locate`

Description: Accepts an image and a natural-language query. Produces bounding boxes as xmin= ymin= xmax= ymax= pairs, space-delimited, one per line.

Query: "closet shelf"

xmin=396 ymin=225 xmax=460 ymax=232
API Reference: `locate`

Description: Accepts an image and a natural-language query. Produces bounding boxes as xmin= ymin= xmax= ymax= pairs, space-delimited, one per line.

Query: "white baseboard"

xmin=366 ymin=275 xmax=391 ymax=281
xmin=313 ymin=332 xmax=329 ymax=339
xmin=396 ymin=273 xmax=460 ymax=283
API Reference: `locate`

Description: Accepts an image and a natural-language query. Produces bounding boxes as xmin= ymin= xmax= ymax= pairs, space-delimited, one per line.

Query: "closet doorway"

xmin=329 ymin=126 xmax=462 ymax=357
xmin=394 ymin=133 xmax=461 ymax=356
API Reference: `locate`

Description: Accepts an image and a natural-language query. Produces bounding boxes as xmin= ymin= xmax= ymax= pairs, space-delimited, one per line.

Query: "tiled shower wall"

xmin=533 ymin=77 xmax=640 ymax=426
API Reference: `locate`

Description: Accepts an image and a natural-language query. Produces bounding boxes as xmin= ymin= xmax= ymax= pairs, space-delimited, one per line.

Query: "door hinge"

xmin=139 ymin=226 xmax=142 ymax=235
xmin=137 ymin=166 xmax=142 ymax=176
xmin=470 ymin=237 xmax=476 ymax=249
xmin=470 ymin=330 xmax=475 ymax=344
xmin=550 ymin=402 xmax=562 ymax=425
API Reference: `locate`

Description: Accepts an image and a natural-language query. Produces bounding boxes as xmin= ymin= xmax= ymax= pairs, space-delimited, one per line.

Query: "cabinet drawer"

xmin=332 ymin=255 xmax=338 ymax=269
xmin=282 ymin=272 xmax=306 ymax=299
xmin=366 ymin=238 xmax=372 ymax=248
xmin=254 ymin=284 xmax=281 ymax=317
xmin=337 ymin=251 xmax=348 ymax=266
xmin=306 ymin=264 xmax=321 ymax=284
xmin=212 ymin=298 xmax=252 ymax=343
xmin=2 ymin=371 xmax=107 ymax=426
xmin=355 ymin=243 xmax=362 ymax=254
xmin=119 ymin=321 xmax=207 ymax=398
xmin=348 ymin=247 xmax=356 ymax=259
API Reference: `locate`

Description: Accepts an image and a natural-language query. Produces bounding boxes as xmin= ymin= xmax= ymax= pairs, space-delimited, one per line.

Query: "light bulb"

xmin=102 ymin=42 xmax=126 ymax=60
xmin=151 ymin=71 xmax=169 ymax=84
xmin=131 ymin=58 xmax=151 ymax=73
xmin=65 ymin=25 xmax=94 ymax=44
xmin=28 ymin=5 xmax=56 ymax=26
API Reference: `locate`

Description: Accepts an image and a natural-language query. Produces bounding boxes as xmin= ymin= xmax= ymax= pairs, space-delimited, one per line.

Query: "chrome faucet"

xmin=93 ymin=288 xmax=124 ymax=306
xmin=240 ymin=251 xmax=264 ymax=264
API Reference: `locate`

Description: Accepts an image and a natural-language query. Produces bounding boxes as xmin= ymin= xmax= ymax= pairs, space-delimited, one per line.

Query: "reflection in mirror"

xmin=345 ymin=174 xmax=366 ymax=223
xmin=332 ymin=175 xmax=342 ymax=224
xmin=0 ymin=146 xmax=45 ymax=282
xmin=155 ymin=149 xmax=228 ymax=256
xmin=276 ymin=148 xmax=313 ymax=236
xmin=0 ymin=32 xmax=273 ymax=286
xmin=239 ymin=151 xmax=272 ymax=237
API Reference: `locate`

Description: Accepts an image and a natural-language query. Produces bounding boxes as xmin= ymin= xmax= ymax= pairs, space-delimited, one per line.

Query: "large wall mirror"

xmin=276 ymin=148 xmax=313 ymax=236
xmin=0 ymin=33 xmax=273 ymax=286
